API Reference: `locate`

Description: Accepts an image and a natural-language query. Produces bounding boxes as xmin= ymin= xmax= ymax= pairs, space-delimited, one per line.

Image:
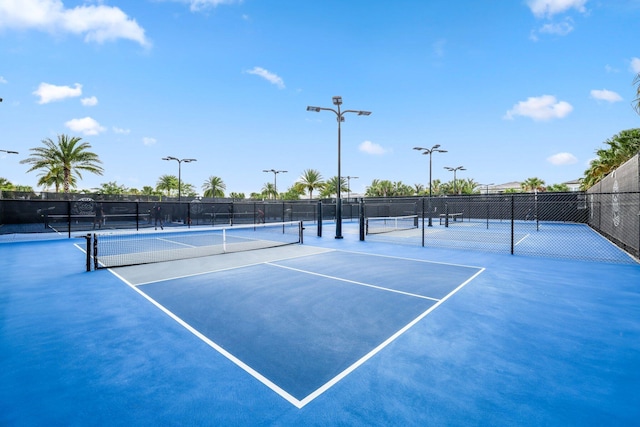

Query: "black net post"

xmin=85 ymin=233 xmax=92 ymax=271
xmin=136 ymin=202 xmax=140 ymax=231
xmin=67 ymin=200 xmax=72 ymax=238
xmin=359 ymin=199 xmax=365 ymax=241
xmin=445 ymin=203 xmax=449 ymax=228
xmin=93 ymin=233 xmax=98 ymax=271
xmin=317 ymin=201 xmax=322 ymax=237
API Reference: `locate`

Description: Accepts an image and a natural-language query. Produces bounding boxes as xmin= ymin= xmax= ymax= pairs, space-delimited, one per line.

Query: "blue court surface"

xmin=2 ymin=223 xmax=640 ymax=425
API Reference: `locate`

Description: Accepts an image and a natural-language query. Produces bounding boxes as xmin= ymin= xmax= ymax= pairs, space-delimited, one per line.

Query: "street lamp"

xmin=445 ymin=166 xmax=466 ymax=194
xmin=162 ymin=156 xmax=196 ymax=202
xmin=307 ymin=96 xmax=371 ymax=239
xmin=263 ymin=169 xmax=287 ymax=199
xmin=414 ymin=145 xmax=447 ymax=226
xmin=0 ymin=149 xmax=19 ymax=154
xmin=345 ymin=176 xmax=358 ymax=202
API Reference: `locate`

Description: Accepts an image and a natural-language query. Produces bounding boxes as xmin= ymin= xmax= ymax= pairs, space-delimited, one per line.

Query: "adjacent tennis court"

xmin=1 ymin=221 xmax=639 ymax=425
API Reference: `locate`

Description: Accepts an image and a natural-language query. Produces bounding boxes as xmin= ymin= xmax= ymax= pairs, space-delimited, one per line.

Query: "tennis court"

xmin=2 ymin=221 xmax=640 ymax=425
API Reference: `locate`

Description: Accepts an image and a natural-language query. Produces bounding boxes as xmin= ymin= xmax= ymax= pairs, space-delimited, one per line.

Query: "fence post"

xmin=511 ymin=195 xmax=515 ymax=255
xmin=317 ymin=201 xmax=322 ymax=237
xmin=421 ymin=197 xmax=425 ymax=247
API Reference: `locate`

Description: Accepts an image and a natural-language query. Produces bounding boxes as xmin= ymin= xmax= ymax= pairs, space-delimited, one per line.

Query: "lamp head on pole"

xmin=332 ymin=96 xmax=343 ymax=106
xmin=306 ymin=106 xmax=321 ymax=112
xmin=183 ymin=158 xmax=197 ymax=163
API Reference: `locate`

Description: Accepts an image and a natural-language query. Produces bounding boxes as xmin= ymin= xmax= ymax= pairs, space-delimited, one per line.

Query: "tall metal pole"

xmin=307 ymin=97 xmax=371 ymax=239
xmin=414 ymin=145 xmax=447 ymax=226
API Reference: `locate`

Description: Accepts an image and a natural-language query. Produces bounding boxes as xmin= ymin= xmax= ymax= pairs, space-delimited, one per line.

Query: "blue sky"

xmin=1 ymin=0 xmax=639 ymax=196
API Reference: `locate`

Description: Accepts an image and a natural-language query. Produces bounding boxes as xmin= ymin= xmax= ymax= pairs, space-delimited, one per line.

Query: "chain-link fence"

xmin=0 ymin=198 xmax=327 ymax=238
xmin=362 ymin=193 xmax=639 ymax=264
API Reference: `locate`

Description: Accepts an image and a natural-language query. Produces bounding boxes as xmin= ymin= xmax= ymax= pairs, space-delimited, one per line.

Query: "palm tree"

xmin=413 ymin=183 xmax=425 ymax=196
xmin=521 ymin=177 xmax=546 ymax=193
xmin=202 ymin=176 xmax=226 ymax=199
xmin=0 ymin=177 xmax=14 ymax=191
xmin=321 ymin=176 xmax=347 ymax=198
xmin=156 ymin=174 xmax=178 ymax=197
xmin=365 ymin=179 xmax=394 ymax=197
xmin=20 ymin=134 xmax=103 ymax=194
xmin=261 ymin=182 xmax=277 ymax=199
xmin=581 ymin=128 xmax=640 ymax=189
xmin=297 ymin=169 xmax=324 ymax=199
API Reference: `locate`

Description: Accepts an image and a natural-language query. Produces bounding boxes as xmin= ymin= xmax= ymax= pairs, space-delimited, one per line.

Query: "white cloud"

xmin=527 ymin=0 xmax=587 ymax=18
xmin=181 ymin=0 xmax=243 ymax=12
xmin=0 ymin=0 xmax=150 ymax=47
xmin=590 ymin=89 xmax=622 ymax=103
xmin=631 ymin=57 xmax=640 ymax=74
xmin=33 ymin=82 xmax=82 ymax=104
xmin=65 ymin=116 xmax=106 ymax=135
xmin=504 ymin=95 xmax=573 ymax=121
xmin=547 ymin=152 xmax=578 ymax=165
xmin=246 ymin=67 xmax=285 ymax=89
xmin=142 ymin=137 xmax=157 ymax=146
xmin=81 ymin=96 xmax=98 ymax=106
xmin=538 ymin=19 xmax=574 ymax=36
xmin=113 ymin=127 xmax=130 ymax=134
xmin=359 ymin=140 xmax=388 ymax=155
xmin=0 ymin=76 xmax=7 ymax=84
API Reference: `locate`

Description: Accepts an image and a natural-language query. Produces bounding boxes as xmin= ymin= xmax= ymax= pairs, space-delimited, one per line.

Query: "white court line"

xmin=296 ymin=266 xmax=486 ymax=407
xmin=108 ymin=268 xmax=305 ymax=408
xmin=514 ymin=233 xmax=530 ymax=246
xmin=265 ymin=262 xmax=440 ymax=302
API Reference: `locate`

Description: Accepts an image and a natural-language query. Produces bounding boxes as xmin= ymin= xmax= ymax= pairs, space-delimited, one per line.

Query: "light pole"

xmin=345 ymin=176 xmax=358 ymax=202
xmin=445 ymin=166 xmax=466 ymax=194
xmin=414 ymin=145 xmax=447 ymax=226
xmin=263 ymin=169 xmax=287 ymax=199
xmin=307 ymin=96 xmax=371 ymax=239
xmin=481 ymin=183 xmax=494 ymax=195
xmin=162 ymin=156 xmax=196 ymax=202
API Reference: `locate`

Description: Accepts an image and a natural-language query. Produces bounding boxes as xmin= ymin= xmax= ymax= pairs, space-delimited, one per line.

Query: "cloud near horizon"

xmin=504 ymin=95 xmax=573 ymax=121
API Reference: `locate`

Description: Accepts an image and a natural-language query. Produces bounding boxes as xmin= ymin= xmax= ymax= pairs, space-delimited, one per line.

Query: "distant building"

xmin=562 ymin=179 xmax=581 ymax=192
xmin=487 ymin=182 xmax=521 ymax=194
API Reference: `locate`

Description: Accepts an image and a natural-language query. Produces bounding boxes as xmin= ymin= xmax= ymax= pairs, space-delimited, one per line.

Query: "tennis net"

xmin=365 ymin=215 xmax=419 ymax=235
xmin=92 ymin=221 xmax=303 ymax=269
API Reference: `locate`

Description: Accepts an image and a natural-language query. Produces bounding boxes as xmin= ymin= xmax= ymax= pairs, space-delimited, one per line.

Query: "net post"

xmin=299 ymin=220 xmax=304 ymax=244
xmin=445 ymin=203 xmax=449 ymax=228
xmin=359 ymin=199 xmax=365 ymax=241
xmin=85 ymin=233 xmax=92 ymax=271
xmin=93 ymin=233 xmax=98 ymax=270
xmin=136 ymin=201 xmax=140 ymax=231
xmin=317 ymin=202 xmax=322 ymax=237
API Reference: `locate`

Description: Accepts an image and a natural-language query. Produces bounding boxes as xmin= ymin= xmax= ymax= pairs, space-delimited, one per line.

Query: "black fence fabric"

xmin=1 ymin=193 xmax=638 ymax=264
xmin=362 ymin=193 xmax=638 ymax=264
